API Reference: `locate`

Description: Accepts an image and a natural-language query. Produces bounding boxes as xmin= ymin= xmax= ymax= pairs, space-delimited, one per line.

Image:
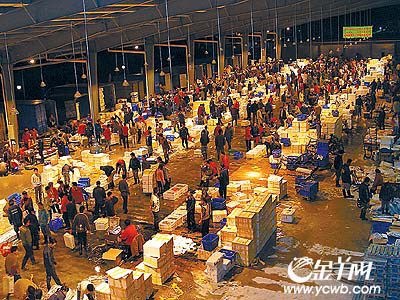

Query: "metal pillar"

xmin=144 ymin=38 xmax=155 ymax=97
xmin=218 ymin=36 xmax=225 ymax=78
xmin=87 ymin=44 xmax=100 ymax=121
xmin=188 ymin=38 xmax=195 ymax=87
xmin=242 ymin=34 xmax=249 ymax=67
xmin=0 ymin=61 xmax=19 ymax=143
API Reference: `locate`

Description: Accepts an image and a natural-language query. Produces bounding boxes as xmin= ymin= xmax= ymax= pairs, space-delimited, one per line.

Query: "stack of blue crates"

xmin=298 ymin=181 xmax=319 ymax=199
xmin=297 ymin=114 xmax=307 ymax=121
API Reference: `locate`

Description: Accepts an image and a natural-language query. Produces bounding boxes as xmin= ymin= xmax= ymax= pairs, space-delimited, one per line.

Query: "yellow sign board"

xmin=343 ymin=26 xmax=372 ymax=39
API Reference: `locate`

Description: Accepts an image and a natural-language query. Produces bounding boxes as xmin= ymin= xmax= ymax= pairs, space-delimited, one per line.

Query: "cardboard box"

xmin=102 ymin=249 xmax=123 ymax=266
xmin=212 ymin=210 xmax=227 ymax=223
xmin=227 ymin=208 xmax=243 ymax=227
xmin=63 ymin=232 xmax=75 ymax=249
xmin=220 ymin=225 xmax=237 ymax=244
xmin=143 ymin=272 xmax=153 ymax=299
xmin=197 ymin=248 xmax=213 ymax=261
xmin=95 ymin=218 xmax=109 ymax=231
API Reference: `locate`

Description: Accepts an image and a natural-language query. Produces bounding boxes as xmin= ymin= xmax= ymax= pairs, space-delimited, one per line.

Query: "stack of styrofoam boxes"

xmin=245 ymin=195 xmax=276 ymax=252
xmin=163 ymin=184 xmax=189 ymax=201
xmin=232 ymin=194 xmax=276 ymax=266
xmin=106 ymin=267 xmax=145 ymax=300
xmin=136 ymin=234 xmax=175 ymax=285
xmin=220 ymin=208 xmax=242 ymax=247
xmin=321 ymin=116 xmax=342 ymax=137
xmin=142 ymin=166 xmax=157 ymax=194
xmin=292 ymin=119 xmax=310 ymax=132
xmin=205 ymin=252 xmax=226 ymax=283
xmin=41 ymin=164 xmax=60 ymax=186
xmin=267 ymin=175 xmax=287 ymax=200
xmin=246 ymin=145 xmax=267 ymax=159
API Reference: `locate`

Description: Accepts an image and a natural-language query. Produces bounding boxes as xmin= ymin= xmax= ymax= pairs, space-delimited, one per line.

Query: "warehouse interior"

xmin=0 ymin=0 xmax=400 ymax=299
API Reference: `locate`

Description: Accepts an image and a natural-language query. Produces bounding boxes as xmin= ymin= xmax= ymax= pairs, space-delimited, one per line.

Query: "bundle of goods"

xmin=158 ymin=206 xmax=187 ymax=232
xmin=205 ymin=251 xmax=235 ymax=283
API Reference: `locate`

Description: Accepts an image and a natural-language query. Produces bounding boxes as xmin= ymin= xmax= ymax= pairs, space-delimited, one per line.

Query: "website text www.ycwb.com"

xmin=284 ymin=284 xmax=381 ymax=297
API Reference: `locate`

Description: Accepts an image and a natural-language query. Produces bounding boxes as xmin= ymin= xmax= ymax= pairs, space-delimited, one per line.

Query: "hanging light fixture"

xmin=216 ymin=0 xmax=222 ymax=75
xmin=114 ymin=53 xmax=119 ymax=72
xmin=70 ymin=23 xmax=81 ymax=99
xmin=204 ymin=49 xmax=209 ymax=55
xmin=211 ymin=22 xmax=217 ymax=65
xmin=121 ymin=33 xmax=129 ymax=87
xmin=80 ymin=42 xmax=87 ymax=79
xmin=165 ymin=0 xmax=173 ymax=83
xmin=39 ymin=54 xmax=46 ymax=88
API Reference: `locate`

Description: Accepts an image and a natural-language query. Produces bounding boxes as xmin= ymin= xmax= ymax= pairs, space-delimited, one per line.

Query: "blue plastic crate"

xmin=219 ymin=249 xmax=237 ymax=261
xmin=295 ymin=176 xmax=308 ymax=185
xmin=211 ymin=198 xmax=226 ymax=210
xmin=166 ymin=135 xmax=175 ymax=142
xmin=270 ymin=163 xmax=279 ymax=169
xmin=280 ymin=138 xmax=291 ymax=146
xmin=297 ymin=114 xmax=307 ymax=121
xmin=49 ymin=218 xmax=63 ymax=232
xmin=272 ymin=149 xmax=282 ymax=158
xmin=372 ymin=221 xmax=392 ymax=234
xmin=78 ymin=178 xmax=90 ymax=187
xmin=7 ymin=193 xmax=22 ymax=205
xmin=202 ymin=234 xmax=219 ymax=251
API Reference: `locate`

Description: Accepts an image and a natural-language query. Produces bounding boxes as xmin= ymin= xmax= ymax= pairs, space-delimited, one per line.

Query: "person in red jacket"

xmin=245 ymin=125 xmax=252 ymax=151
xmin=103 ymin=124 xmax=112 ymax=151
xmin=221 ymin=152 xmax=230 ymax=170
xmin=70 ymin=182 xmax=85 ymax=212
xmin=21 ymin=128 xmax=31 ymax=148
xmin=60 ymin=194 xmax=70 ymax=229
xmin=122 ymin=124 xmax=129 ymax=149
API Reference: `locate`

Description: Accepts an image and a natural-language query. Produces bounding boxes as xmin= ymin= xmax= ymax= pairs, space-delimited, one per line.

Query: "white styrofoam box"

xmin=143 ymin=239 xmax=167 ymax=258
xmin=281 ymin=208 xmax=295 ymax=223
xmin=206 ymin=252 xmax=224 ymax=267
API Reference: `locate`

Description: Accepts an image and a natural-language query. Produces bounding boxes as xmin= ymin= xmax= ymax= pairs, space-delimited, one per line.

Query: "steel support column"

xmin=0 ymin=62 xmax=18 ymax=144
xmin=144 ymin=38 xmax=155 ymax=97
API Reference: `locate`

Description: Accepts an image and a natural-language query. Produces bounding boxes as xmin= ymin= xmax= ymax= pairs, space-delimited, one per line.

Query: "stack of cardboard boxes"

xmin=136 ymin=234 xmax=175 ymax=285
xmin=321 ymin=115 xmax=342 ymax=137
xmin=231 ymin=194 xmax=276 ymax=266
xmin=142 ymin=166 xmax=157 ymax=194
xmin=267 ymin=175 xmax=288 ymax=200
xmin=205 ymin=251 xmax=234 ymax=283
xmin=105 ymin=266 xmax=152 ymax=300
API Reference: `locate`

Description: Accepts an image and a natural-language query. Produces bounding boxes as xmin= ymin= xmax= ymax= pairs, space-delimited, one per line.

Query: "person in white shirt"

xmin=31 ymin=168 xmax=42 ymax=203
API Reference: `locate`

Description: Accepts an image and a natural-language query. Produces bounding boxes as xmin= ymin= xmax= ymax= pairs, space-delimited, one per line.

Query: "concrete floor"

xmin=0 ymin=123 xmax=372 ymax=299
